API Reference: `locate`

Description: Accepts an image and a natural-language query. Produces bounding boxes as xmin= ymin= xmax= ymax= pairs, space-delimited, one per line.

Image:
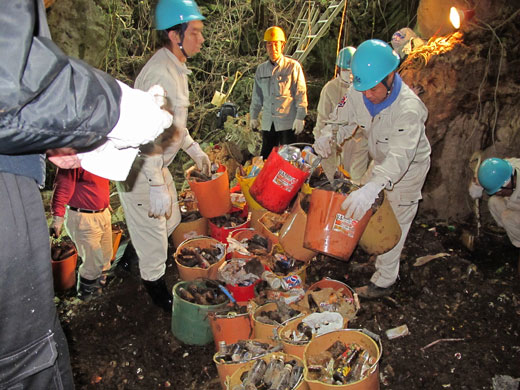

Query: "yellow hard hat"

xmin=264 ymin=26 xmax=286 ymax=42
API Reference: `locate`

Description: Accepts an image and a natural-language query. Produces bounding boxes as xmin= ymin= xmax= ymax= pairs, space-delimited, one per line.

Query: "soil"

xmin=55 ymin=218 xmax=520 ymax=390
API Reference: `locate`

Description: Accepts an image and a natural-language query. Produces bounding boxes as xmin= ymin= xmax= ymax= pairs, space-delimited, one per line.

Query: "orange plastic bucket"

xmin=51 ymin=250 xmax=78 ymax=292
xmin=187 ymin=164 xmax=232 ymax=218
xmin=174 ymin=236 xmax=226 ymax=281
xmin=226 ymin=352 xmax=309 ymax=390
xmin=303 ymin=329 xmax=381 ymax=390
xmin=228 ymin=228 xmax=272 ymax=259
xmin=277 ymin=316 xmax=311 ymax=359
xmin=171 ymin=217 xmax=208 ymax=248
xmin=279 ymin=194 xmax=317 ymax=262
xmin=111 ymin=226 xmax=123 ymax=262
xmin=250 ymin=149 xmax=310 ymax=213
xmin=209 ymin=310 xmax=253 ymax=350
xmin=303 ymin=189 xmax=372 ymax=261
xmin=208 ymin=207 xmax=251 ymax=245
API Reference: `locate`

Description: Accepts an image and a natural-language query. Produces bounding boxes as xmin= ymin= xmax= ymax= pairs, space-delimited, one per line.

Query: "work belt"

xmin=68 ymin=205 xmax=105 ymax=214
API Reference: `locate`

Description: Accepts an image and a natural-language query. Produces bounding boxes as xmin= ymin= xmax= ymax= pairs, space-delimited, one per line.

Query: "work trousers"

xmin=488 ymin=196 xmax=520 ymax=247
xmin=260 ymin=125 xmax=296 ymax=159
xmin=65 ymin=208 xmax=113 ymax=281
xmin=0 ymin=172 xmax=74 ymax=389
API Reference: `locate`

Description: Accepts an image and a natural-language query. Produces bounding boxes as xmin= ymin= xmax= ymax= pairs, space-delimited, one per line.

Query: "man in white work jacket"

xmin=314 ymin=39 xmax=431 ymax=299
xmin=116 ymin=0 xmax=211 ymax=312
xmin=250 ymin=26 xmax=308 ymax=159
xmin=314 ymin=46 xmax=369 ymax=183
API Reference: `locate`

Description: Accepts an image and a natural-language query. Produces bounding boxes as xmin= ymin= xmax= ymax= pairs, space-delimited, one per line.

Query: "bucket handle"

xmin=345 ymin=327 xmax=383 ymax=374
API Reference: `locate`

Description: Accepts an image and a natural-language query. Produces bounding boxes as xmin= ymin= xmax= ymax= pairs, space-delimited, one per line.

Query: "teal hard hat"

xmin=351 ymin=39 xmax=400 ymax=91
xmin=478 ymin=158 xmax=513 ymax=195
xmin=155 ymin=0 xmax=205 ymax=30
xmin=336 ymin=46 xmax=356 ymax=69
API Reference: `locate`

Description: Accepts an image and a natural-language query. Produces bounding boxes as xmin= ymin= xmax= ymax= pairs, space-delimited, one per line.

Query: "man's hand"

xmin=313 ymin=134 xmax=333 ymax=158
xmin=186 ymin=142 xmax=211 ymax=176
xmin=47 ymin=148 xmax=81 ymax=169
xmin=469 ymin=181 xmax=484 ymax=199
xmin=50 ymin=216 xmax=64 ymax=238
xmin=148 ymin=184 xmax=172 ymax=219
xmin=341 ymin=181 xmax=384 ymax=221
xmin=293 ymin=119 xmax=305 ymax=135
xmin=250 ymin=118 xmax=259 ymax=131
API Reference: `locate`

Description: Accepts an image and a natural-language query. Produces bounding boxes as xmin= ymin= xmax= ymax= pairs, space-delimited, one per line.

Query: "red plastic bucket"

xmin=249 ymin=149 xmax=310 ymax=213
xmin=187 ymin=164 xmax=232 ymax=219
xmin=303 ymin=189 xmax=372 ymax=261
xmin=225 ymin=282 xmax=258 ymax=303
xmin=208 ymin=207 xmax=250 ymax=245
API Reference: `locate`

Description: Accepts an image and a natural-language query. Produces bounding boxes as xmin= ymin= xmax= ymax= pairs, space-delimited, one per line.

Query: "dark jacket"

xmin=0 ymin=0 xmax=122 ymax=185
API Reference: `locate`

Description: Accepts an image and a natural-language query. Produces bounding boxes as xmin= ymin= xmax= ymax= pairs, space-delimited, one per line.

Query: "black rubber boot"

xmin=142 ymin=276 xmax=173 ymax=313
xmin=77 ymin=276 xmax=103 ymax=301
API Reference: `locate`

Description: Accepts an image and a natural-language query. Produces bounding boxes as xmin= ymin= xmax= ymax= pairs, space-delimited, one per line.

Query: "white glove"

xmin=293 ymin=119 xmax=305 ymax=135
xmin=313 ymin=134 xmax=333 ymax=158
xmin=107 ymin=81 xmax=173 ymax=149
xmin=148 ymin=184 xmax=172 ymax=219
xmin=341 ymin=181 xmax=384 ymax=221
xmin=469 ymin=181 xmax=484 ymax=199
xmin=250 ymin=118 xmax=259 ymax=131
xmin=186 ymin=142 xmax=211 ymax=176
xmin=51 ymin=216 xmax=64 ymax=238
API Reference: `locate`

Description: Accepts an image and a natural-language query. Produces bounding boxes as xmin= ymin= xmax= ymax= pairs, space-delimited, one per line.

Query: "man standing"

xmin=314 ymin=46 xmax=369 ymax=183
xmin=314 ymin=39 xmax=431 ymax=299
xmin=469 ymin=157 xmax=520 ymax=270
xmin=116 ymin=0 xmax=211 ymax=312
xmin=51 ymin=168 xmax=113 ymax=300
xmin=0 ymin=1 xmax=172 ymax=388
xmin=250 ymin=26 xmax=308 ymax=159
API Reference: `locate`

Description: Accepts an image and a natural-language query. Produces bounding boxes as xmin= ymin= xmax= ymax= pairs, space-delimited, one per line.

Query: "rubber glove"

xmin=186 ymin=142 xmax=211 ymax=176
xmin=50 ymin=216 xmax=64 ymax=238
xmin=293 ymin=119 xmax=305 ymax=135
xmin=107 ymin=81 xmax=173 ymax=149
xmin=250 ymin=118 xmax=259 ymax=131
xmin=341 ymin=181 xmax=384 ymax=221
xmin=313 ymin=134 xmax=333 ymax=158
xmin=149 ymin=184 xmax=172 ymax=219
xmin=469 ymin=181 xmax=484 ymax=199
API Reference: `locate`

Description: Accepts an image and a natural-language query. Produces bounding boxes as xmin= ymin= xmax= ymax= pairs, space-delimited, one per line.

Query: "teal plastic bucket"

xmin=171 ymin=281 xmax=229 ymax=345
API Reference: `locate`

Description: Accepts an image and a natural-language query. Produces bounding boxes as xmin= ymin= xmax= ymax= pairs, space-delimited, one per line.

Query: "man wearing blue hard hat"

xmin=116 ymin=0 xmax=211 ymax=312
xmin=469 ymin=157 xmax=520 ymax=266
xmin=314 ymin=39 xmax=431 ymax=299
xmin=314 ymin=46 xmax=369 ymax=183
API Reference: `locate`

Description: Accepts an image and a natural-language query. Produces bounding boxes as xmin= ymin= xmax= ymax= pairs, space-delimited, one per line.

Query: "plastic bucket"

xmin=258 ymin=211 xmax=290 ymax=246
xmin=188 ymin=164 xmax=232 ymax=218
xmin=303 ymin=329 xmax=381 ymax=390
xmin=51 ymin=251 xmax=78 ymax=292
xmin=171 ymin=280 xmax=229 ymax=345
xmin=214 ymin=338 xmax=277 ymax=390
xmin=226 ymin=352 xmax=309 ymax=390
xmin=209 ymin=310 xmax=254 ymax=349
xmin=305 ymin=278 xmax=358 ymax=325
xmin=304 ymin=189 xmax=372 ymax=261
xmin=252 ymin=302 xmax=303 ymax=341
xmin=279 ymin=194 xmax=317 ymax=262
xmin=111 ymin=227 xmax=123 ymax=262
xmin=208 ymin=207 xmax=251 ymax=245
xmin=250 ymin=149 xmax=310 ymax=213
xmin=277 ymin=316 xmax=311 ymax=359
xmin=225 ymin=282 xmax=258 ymax=303
xmin=171 ymin=217 xmax=208 ymax=248
xmin=174 ymin=236 xmax=226 ymax=281
xmin=359 ymin=191 xmax=402 ymax=255
xmin=228 ymin=228 xmax=272 ymax=259
xmin=236 ymin=167 xmax=266 ymax=211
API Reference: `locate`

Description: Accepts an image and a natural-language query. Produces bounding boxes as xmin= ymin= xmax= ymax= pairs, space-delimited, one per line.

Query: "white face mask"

xmin=340 ymin=69 xmax=352 ymax=83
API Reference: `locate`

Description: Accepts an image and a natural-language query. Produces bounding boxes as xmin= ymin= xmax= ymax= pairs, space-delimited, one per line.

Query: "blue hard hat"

xmin=478 ymin=158 xmax=513 ymax=195
xmin=336 ymin=46 xmax=356 ymax=69
xmin=155 ymin=0 xmax=205 ymax=31
xmin=351 ymin=39 xmax=400 ymax=91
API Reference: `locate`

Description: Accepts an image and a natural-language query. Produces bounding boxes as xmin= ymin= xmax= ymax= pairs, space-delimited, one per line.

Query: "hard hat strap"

xmin=177 ymin=22 xmax=190 ymax=59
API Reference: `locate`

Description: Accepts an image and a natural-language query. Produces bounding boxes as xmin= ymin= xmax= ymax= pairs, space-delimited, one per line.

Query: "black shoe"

xmin=142 ymin=276 xmax=173 ymax=313
xmin=114 ymin=241 xmax=140 ymax=277
xmin=77 ymin=276 xmax=103 ymax=301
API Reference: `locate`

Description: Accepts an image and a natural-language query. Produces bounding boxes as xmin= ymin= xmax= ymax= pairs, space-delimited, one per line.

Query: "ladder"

xmin=286 ymin=0 xmax=346 ymax=64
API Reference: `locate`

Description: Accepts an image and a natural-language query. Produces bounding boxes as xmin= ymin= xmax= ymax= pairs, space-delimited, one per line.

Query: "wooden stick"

xmin=421 ymin=338 xmax=465 ymax=351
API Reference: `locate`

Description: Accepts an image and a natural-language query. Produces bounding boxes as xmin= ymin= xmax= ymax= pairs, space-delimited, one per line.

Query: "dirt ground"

xmin=55 ymin=216 xmax=520 ymax=390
